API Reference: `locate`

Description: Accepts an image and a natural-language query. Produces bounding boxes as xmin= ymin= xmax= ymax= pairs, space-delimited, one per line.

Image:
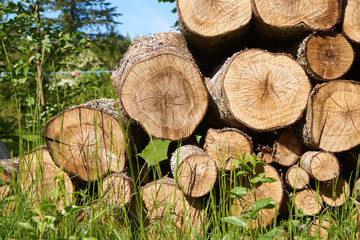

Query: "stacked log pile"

xmin=2 ymin=0 xmax=360 ymax=236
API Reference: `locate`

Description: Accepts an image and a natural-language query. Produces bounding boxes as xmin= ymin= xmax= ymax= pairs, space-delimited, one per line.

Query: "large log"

xmin=111 ymin=32 xmax=208 ymax=141
xmin=170 ymin=145 xmax=217 ymax=197
xmin=206 ymin=48 xmax=311 ymax=132
xmin=203 ymin=128 xmax=253 ymax=171
xmin=177 ymin=0 xmax=252 ymax=51
xmin=44 ymin=103 xmax=127 ymax=182
xmin=301 ymin=80 xmax=360 ymax=152
xmin=252 ymin=0 xmax=341 ymax=38
xmin=343 ymin=0 xmax=360 ymax=44
xmin=297 ymin=32 xmax=354 ymax=81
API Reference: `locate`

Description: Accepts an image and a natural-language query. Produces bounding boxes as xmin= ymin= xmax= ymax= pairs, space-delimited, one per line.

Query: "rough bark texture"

xmin=272 ymin=129 xmax=302 ymax=167
xmin=297 ymin=32 xmax=354 ymax=81
xmin=44 ymin=105 xmax=127 ymax=182
xmin=170 ymin=145 xmax=217 ymax=197
xmin=206 ymin=49 xmax=311 ymax=132
xmin=111 ymin=32 xmax=208 ymax=141
xmin=19 ymin=147 xmax=74 ymax=205
xmin=203 ymin=128 xmax=253 ymax=170
xmin=293 ymin=189 xmax=323 ymax=216
xmin=302 ymin=80 xmax=360 ymax=152
xmin=319 ymin=177 xmax=350 ymax=207
xmin=343 ymin=0 xmax=360 ymax=44
xmin=177 ymin=0 xmax=252 ymax=51
xmin=252 ymin=0 xmax=341 ymax=38
xmin=285 ymin=165 xmax=310 ymax=190
xmin=299 ymin=151 xmax=340 ymax=181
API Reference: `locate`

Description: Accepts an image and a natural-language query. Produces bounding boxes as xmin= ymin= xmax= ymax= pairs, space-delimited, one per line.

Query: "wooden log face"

xmin=253 ymin=0 xmax=340 ymax=30
xmin=45 ymin=107 xmax=126 ymax=181
xmin=343 ymin=0 xmax=360 ymax=43
xmin=102 ymin=173 xmax=133 ymax=208
xmin=308 ymin=81 xmax=360 ymax=152
xmin=178 ymin=0 xmax=251 ymax=37
xmin=223 ymin=49 xmax=310 ymax=131
xmin=319 ymin=177 xmax=350 ymax=207
xmin=294 ymin=189 xmax=323 ymax=215
xmin=285 ymin=165 xmax=309 ymax=190
xmin=273 ymin=130 xmax=302 ymax=166
xmin=120 ymin=54 xmax=208 ymax=140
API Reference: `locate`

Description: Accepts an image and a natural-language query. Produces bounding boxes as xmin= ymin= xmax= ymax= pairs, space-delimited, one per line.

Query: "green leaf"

xmin=251 ymin=198 xmax=276 ymax=217
xmin=250 ymin=172 xmax=266 ymax=184
xmin=195 ymin=135 xmax=202 ymax=144
xmin=17 ymin=222 xmax=34 ymax=231
xmin=220 ymin=216 xmax=248 ymax=229
xmin=257 ymin=236 xmax=273 ymax=240
xmin=260 ymin=177 xmax=278 ymax=183
xmin=61 ymin=205 xmax=81 ymax=216
xmin=235 ymin=171 xmax=249 ymax=177
xmin=138 ymin=139 xmax=171 ymax=166
xmin=229 ymin=186 xmax=250 ymax=199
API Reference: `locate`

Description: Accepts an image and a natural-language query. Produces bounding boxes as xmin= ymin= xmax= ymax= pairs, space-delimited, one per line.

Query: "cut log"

xmin=257 ymin=145 xmax=273 ymax=164
xmin=319 ymin=177 xmax=350 ymax=207
xmin=343 ymin=0 xmax=360 ymax=44
xmin=206 ymin=49 xmax=311 ymax=132
xmin=301 ymin=80 xmax=360 ymax=152
xmin=203 ymin=128 xmax=253 ymax=170
xmin=177 ymin=0 xmax=252 ymax=50
xmin=44 ymin=105 xmax=127 ymax=182
xmin=285 ymin=165 xmax=310 ymax=190
xmin=252 ymin=0 xmax=341 ymax=38
xmin=272 ymin=130 xmax=302 ymax=167
xmin=293 ymin=189 xmax=323 ymax=216
xmin=19 ymin=147 xmax=74 ymax=205
xmin=309 ymin=217 xmax=333 ymax=240
xmin=170 ymin=145 xmax=217 ymax=197
xmin=299 ymin=151 xmax=340 ymax=182
xmin=297 ymin=32 xmax=354 ymax=81
xmin=232 ymin=164 xmax=284 ymax=228
xmin=141 ymin=177 xmax=206 ymax=234
xmin=111 ymin=32 xmax=208 ymax=141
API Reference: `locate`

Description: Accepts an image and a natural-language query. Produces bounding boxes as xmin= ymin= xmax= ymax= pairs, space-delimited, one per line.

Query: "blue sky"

xmin=108 ymin=1 xmax=178 ymax=39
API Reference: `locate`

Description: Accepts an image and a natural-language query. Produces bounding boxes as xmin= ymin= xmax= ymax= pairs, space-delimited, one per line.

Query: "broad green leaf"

xmin=138 ymin=139 xmax=171 ymax=166
xmin=235 ymin=171 xmax=249 ymax=177
xmin=229 ymin=186 xmax=250 ymax=199
xmin=250 ymin=172 xmax=266 ymax=184
xmin=251 ymin=198 xmax=276 ymax=217
xmin=260 ymin=177 xmax=278 ymax=183
xmin=17 ymin=222 xmax=34 ymax=231
xmin=257 ymin=236 xmax=273 ymax=240
xmin=61 ymin=205 xmax=81 ymax=216
xmin=195 ymin=135 xmax=202 ymax=144
xmin=220 ymin=216 xmax=248 ymax=229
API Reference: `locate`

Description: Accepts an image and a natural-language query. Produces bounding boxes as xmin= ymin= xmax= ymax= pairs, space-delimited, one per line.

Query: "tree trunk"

xmin=252 ymin=0 xmax=341 ymax=38
xmin=111 ymin=32 xmax=208 ymax=141
xmin=285 ymin=165 xmax=310 ymax=190
xmin=203 ymin=128 xmax=252 ymax=171
xmin=343 ymin=0 xmax=360 ymax=44
xmin=177 ymin=0 xmax=252 ymax=51
xmin=301 ymin=80 xmax=360 ymax=152
xmin=293 ymin=189 xmax=323 ymax=216
xmin=319 ymin=177 xmax=350 ymax=207
xmin=297 ymin=32 xmax=354 ymax=81
xmin=19 ymin=146 xmax=74 ymax=205
xmin=272 ymin=130 xmax=302 ymax=167
xmin=299 ymin=151 xmax=340 ymax=182
xmin=141 ymin=177 xmax=206 ymax=234
xmin=44 ymin=103 xmax=127 ymax=182
xmin=206 ymin=48 xmax=311 ymax=132
xmin=232 ymin=164 xmax=284 ymax=228
xmin=170 ymin=145 xmax=217 ymax=197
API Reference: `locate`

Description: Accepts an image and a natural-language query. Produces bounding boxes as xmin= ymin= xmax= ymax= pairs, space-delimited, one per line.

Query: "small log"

xmin=301 ymin=80 xmax=360 ymax=152
xmin=170 ymin=145 xmax=217 ymax=197
xmin=343 ymin=0 xmax=360 ymax=44
xmin=285 ymin=165 xmax=310 ymax=190
xmin=111 ymin=32 xmax=208 ymax=141
xmin=252 ymin=0 xmax=341 ymax=38
xmin=206 ymin=48 xmax=311 ymax=132
xmin=19 ymin=147 xmax=74 ymax=205
xmin=293 ymin=189 xmax=323 ymax=216
xmin=297 ymin=32 xmax=354 ymax=81
xmin=299 ymin=151 xmax=340 ymax=182
xmin=203 ymin=128 xmax=253 ymax=170
xmin=272 ymin=130 xmax=302 ymax=167
xmin=319 ymin=177 xmax=350 ymax=207
xmin=44 ymin=103 xmax=127 ymax=182
xmin=177 ymin=0 xmax=252 ymax=51
xmin=232 ymin=164 xmax=284 ymax=228
xmin=141 ymin=177 xmax=206 ymax=234
xmin=309 ymin=217 xmax=333 ymax=240
xmin=257 ymin=145 xmax=273 ymax=164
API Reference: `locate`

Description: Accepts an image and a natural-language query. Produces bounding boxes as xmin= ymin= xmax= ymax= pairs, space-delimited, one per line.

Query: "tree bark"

xmin=44 ymin=103 xmax=127 ymax=182
xmin=177 ymin=0 xmax=252 ymax=51
xmin=252 ymin=0 xmax=341 ymax=39
xmin=203 ymin=128 xmax=253 ymax=171
xmin=170 ymin=145 xmax=217 ymax=197
xmin=297 ymin=32 xmax=354 ymax=81
xmin=301 ymin=80 xmax=360 ymax=152
xmin=111 ymin=32 xmax=208 ymax=141
xmin=343 ymin=0 xmax=360 ymax=44
xmin=206 ymin=48 xmax=311 ymax=132
xmin=285 ymin=165 xmax=310 ymax=190
xmin=319 ymin=177 xmax=350 ymax=207
xmin=293 ymin=189 xmax=323 ymax=216
xmin=272 ymin=129 xmax=302 ymax=167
